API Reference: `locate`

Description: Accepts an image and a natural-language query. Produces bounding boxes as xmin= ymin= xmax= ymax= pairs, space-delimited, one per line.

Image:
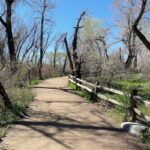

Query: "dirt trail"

xmin=0 ymin=77 xmax=144 ymax=150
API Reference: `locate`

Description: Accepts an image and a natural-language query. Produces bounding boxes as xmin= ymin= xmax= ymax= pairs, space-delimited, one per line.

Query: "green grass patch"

xmin=86 ymin=75 xmax=150 ymax=100
xmin=0 ymin=88 xmax=33 ymax=139
xmin=101 ymin=91 xmax=150 ymax=118
xmin=29 ymin=80 xmax=41 ymax=87
xmin=0 ymin=127 xmax=8 ymax=139
xmin=114 ymin=80 xmax=150 ymax=100
xmin=101 ymin=92 xmax=130 ymax=106
xmin=68 ymin=82 xmax=76 ymax=90
xmin=107 ymin=106 xmax=129 ymax=124
xmin=103 ymin=93 xmax=130 ymax=122
xmin=138 ymin=104 xmax=150 ymax=117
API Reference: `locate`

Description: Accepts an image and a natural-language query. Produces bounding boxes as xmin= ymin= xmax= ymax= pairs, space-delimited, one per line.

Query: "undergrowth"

xmin=0 ymin=88 xmax=33 ymax=139
xmin=68 ymin=77 xmax=150 ymax=148
xmin=140 ymin=128 xmax=150 ymax=150
xmin=29 ymin=80 xmax=41 ymax=87
xmin=68 ymin=82 xmax=96 ymax=103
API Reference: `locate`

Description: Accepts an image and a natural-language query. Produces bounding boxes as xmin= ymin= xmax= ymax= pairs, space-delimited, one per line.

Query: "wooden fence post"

xmin=78 ymin=79 xmax=82 ymax=91
xmin=90 ymin=81 xmax=99 ymax=102
xmin=130 ymin=88 xmax=138 ymax=122
xmin=94 ymin=81 xmax=99 ymax=94
xmin=75 ymin=77 xmax=78 ymax=90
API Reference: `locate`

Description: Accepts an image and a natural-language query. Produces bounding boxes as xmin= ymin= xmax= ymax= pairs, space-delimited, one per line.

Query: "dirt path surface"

xmin=0 ymin=77 xmax=144 ymax=150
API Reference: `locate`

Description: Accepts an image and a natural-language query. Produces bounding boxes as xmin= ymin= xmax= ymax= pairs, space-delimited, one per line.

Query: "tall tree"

xmin=78 ymin=16 xmax=109 ymax=75
xmin=64 ymin=34 xmax=74 ymax=73
xmin=64 ymin=11 xmax=86 ymax=78
xmin=72 ymin=11 xmax=86 ymax=78
xmin=0 ymin=0 xmax=16 ymax=64
xmin=133 ymin=0 xmax=150 ymax=51
xmin=37 ymin=0 xmax=54 ymax=79
xmin=39 ymin=0 xmax=46 ymax=79
xmin=113 ymin=0 xmax=140 ymax=69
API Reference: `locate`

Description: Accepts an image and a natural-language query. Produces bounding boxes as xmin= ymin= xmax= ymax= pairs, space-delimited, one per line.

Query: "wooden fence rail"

xmin=68 ymin=75 xmax=150 ymax=125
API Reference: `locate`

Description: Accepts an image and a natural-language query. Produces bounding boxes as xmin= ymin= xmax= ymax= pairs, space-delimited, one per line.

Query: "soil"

xmin=0 ymin=77 xmax=144 ymax=150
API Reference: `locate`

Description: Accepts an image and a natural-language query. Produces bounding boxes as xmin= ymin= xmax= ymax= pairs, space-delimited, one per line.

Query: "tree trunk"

xmin=0 ymin=0 xmax=16 ymax=70
xmin=133 ymin=26 xmax=150 ymax=51
xmin=0 ymin=82 xmax=12 ymax=110
xmin=125 ymin=31 xmax=136 ymax=69
xmin=133 ymin=55 xmax=137 ymax=69
xmin=53 ymin=47 xmax=57 ymax=69
xmin=39 ymin=0 xmax=46 ymax=80
xmin=72 ymin=11 xmax=86 ymax=78
xmin=62 ymin=55 xmax=67 ymax=74
xmin=6 ymin=0 xmax=16 ymax=63
xmin=125 ymin=53 xmax=134 ymax=69
xmin=64 ymin=35 xmax=74 ymax=74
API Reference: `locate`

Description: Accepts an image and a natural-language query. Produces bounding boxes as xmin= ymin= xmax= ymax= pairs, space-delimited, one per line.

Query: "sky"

xmin=53 ymin=0 xmax=113 ymax=34
xmin=15 ymin=0 xmax=114 ymax=36
xmin=15 ymin=0 xmax=117 ymax=51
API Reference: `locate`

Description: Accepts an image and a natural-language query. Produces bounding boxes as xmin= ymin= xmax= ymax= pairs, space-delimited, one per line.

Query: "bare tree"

xmin=64 ymin=11 xmax=86 ymax=77
xmin=64 ymin=34 xmax=74 ymax=73
xmin=133 ymin=0 xmax=150 ymax=51
xmin=62 ymin=55 xmax=67 ymax=74
xmin=113 ymin=0 xmax=140 ymax=69
xmin=72 ymin=11 xmax=86 ymax=78
xmin=38 ymin=0 xmax=46 ymax=79
xmin=38 ymin=0 xmax=54 ymax=79
xmin=0 ymin=0 xmax=16 ymax=64
xmin=15 ymin=23 xmax=38 ymax=61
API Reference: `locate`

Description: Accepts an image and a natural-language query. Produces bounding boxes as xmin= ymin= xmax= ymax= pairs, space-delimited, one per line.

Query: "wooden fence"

xmin=69 ymin=75 xmax=150 ymax=125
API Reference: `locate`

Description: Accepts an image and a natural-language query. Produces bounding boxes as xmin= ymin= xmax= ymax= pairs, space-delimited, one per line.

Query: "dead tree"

xmin=72 ymin=11 xmax=86 ymax=78
xmin=62 ymin=55 xmax=67 ymax=74
xmin=64 ymin=12 xmax=86 ymax=77
xmin=64 ymin=34 xmax=74 ymax=73
xmin=0 ymin=0 xmax=16 ymax=63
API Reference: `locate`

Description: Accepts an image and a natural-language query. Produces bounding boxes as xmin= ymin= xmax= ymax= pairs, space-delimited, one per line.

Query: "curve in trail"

xmin=0 ymin=77 xmax=144 ymax=150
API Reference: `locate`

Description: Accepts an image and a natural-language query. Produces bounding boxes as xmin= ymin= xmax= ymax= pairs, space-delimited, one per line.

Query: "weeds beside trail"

xmin=68 ymin=83 xmax=94 ymax=102
xmin=29 ymin=80 xmax=42 ymax=87
xmin=0 ymin=86 xmax=33 ymax=139
xmin=68 ymin=82 xmax=127 ymax=123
